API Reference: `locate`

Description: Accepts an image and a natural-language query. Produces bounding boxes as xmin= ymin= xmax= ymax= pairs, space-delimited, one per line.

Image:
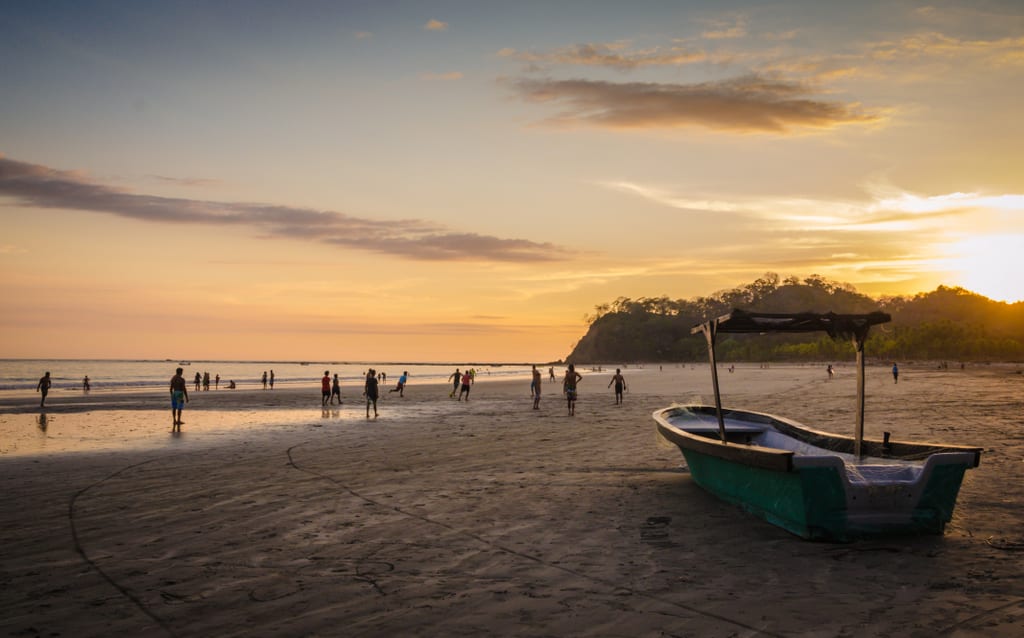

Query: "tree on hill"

xmin=565 ymin=274 xmax=1024 ymax=363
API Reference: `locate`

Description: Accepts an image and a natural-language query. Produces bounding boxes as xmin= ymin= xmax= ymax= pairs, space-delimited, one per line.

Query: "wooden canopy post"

xmin=700 ymin=319 xmax=728 ymax=444
xmin=853 ymin=330 xmax=866 ymax=458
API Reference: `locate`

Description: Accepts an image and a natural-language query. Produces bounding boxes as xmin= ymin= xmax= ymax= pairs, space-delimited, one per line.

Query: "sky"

xmin=2 ymin=0 xmax=1023 ymax=363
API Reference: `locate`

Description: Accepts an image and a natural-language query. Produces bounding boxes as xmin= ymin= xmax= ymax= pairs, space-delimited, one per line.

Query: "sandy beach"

xmin=1 ymin=363 xmax=1022 ymax=637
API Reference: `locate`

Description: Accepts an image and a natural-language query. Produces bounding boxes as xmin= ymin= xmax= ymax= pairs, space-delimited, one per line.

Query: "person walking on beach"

xmin=608 ymin=368 xmax=626 ymax=405
xmin=331 ymin=374 xmax=342 ymax=404
xmin=321 ymin=371 xmax=331 ymax=406
xmin=563 ymin=364 xmax=582 ymax=416
xmin=215 ymin=374 xmax=220 ymax=390
xmin=203 ymin=371 xmax=210 ymax=391
xmin=892 ymin=362 xmax=899 ymax=384
xmin=448 ymin=368 xmax=461 ymax=398
xmin=531 ymin=365 xmax=542 ymax=409
xmin=549 ymin=367 xmax=555 ymax=383
xmin=364 ymin=369 xmax=379 ymax=417
xmin=827 ymin=364 xmax=834 ymax=380
xmin=194 ymin=372 xmax=201 ymax=391
xmin=170 ymin=367 xmax=189 ymax=430
xmin=82 ymin=375 xmax=90 ymax=393
xmin=458 ymin=370 xmax=473 ymax=401
xmin=390 ymin=371 xmax=408 ymax=397
xmin=36 ymin=371 xmax=52 ymax=407
xmin=269 ymin=370 xmax=275 ymax=389
xmin=262 ymin=371 xmax=268 ymax=390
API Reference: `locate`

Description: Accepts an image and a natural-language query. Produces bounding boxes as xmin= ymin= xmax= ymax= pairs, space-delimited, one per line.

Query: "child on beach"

xmin=563 ymin=364 xmax=582 ymax=416
xmin=331 ymin=374 xmax=342 ymax=404
xmin=608 ymin=369 xmax=626 ymax=405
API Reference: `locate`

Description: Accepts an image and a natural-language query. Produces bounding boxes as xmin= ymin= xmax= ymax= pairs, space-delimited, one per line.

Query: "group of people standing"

xmin=529 ymin=364 xmax=628 ymax=416
xmin=193 ymin=371 xmax=223 ymax=391
xmin=319 ymin=369 xmax=409 ymax=417
xmin=160 ymin=363 xmax=631 ymax=429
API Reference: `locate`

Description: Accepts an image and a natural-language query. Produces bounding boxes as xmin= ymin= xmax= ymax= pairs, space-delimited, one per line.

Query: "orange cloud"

xmin=512 ymin=75 xmax=881 ymax=133
xmin=499 ymin=41 xmax=706 ymax=70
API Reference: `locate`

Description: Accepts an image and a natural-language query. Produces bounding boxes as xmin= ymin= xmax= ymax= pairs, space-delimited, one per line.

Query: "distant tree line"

xmin=566 ymin=273 xmax=1024 ymax=363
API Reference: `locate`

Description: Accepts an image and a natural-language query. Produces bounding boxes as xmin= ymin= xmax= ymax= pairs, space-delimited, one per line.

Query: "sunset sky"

xmin=2 ymin=1 xmax=1023 ymax=362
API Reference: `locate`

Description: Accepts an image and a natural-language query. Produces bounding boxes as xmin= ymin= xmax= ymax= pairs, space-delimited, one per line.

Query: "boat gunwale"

xmin=654 ymin=404 xmax=981 ymax=471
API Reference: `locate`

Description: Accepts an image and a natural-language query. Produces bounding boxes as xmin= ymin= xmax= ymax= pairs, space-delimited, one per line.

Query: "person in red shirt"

xmin=321 ymin=371 xmax=331 ymax=406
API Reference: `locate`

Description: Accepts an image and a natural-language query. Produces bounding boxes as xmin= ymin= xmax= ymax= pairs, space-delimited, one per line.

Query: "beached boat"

xmin=653 ymin=310 xmax=981 ymax=541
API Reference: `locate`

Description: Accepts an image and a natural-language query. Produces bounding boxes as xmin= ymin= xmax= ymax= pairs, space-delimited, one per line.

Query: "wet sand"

xmin=1 ymin=364 xmax=1022 ymax=636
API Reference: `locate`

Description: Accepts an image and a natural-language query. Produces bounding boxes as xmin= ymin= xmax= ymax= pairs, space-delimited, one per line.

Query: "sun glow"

xmin=946 ymin=235 xmax=1024 ymax=303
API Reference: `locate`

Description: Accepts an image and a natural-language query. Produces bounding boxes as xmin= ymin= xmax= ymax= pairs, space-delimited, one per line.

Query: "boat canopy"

xmin=690 ymin=309 xmax=891 ymax=340
xmin=690 ymin=309 xmax=892 ymax=457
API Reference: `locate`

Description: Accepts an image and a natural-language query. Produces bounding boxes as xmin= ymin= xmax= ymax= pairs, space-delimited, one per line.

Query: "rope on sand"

xmin=69 ymin=458 xmax=178 ymax=638
xmin=286 ymin=442 xmax=787 ymax=638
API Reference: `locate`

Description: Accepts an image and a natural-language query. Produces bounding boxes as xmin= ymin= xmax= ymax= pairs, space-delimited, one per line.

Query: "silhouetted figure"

xmin=389 ymin=371 xmax=408 ymax=397
xmin=608 ymin=369 xmax=626 ymax=405
xmin=531 ymin=365 xmax=542 ymax=409
xmin=563 ymin=364 xmax=582 ymax=416
xmin=36 ymin=372 xmax=51 ymax=407
xmin=170 ymin=367 xmax=189 ymax=431
xmin=331 ymin=374 xmax=342 ymax=404
xmin=365 ymin=369 xmax=379 ymax=417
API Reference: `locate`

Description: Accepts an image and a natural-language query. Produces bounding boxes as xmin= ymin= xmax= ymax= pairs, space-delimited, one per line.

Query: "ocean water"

xmin=0 ymin=359 xmax=539 ymax=395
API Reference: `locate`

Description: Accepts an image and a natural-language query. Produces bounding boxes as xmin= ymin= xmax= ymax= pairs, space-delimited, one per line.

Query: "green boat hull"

xmin=681 ymin=448 xmax=971 ymax=541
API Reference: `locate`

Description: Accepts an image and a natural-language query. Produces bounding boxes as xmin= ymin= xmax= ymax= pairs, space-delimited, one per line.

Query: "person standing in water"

xmin=36 ymin=371 xmax=52 ymax=407
xmin=608 ymin=368 xmax=626 ymax=405
xmin=563 ymin=364 xmax=582 ymax=416
xmin=169 ymin=367 xmax=189 ymax=430
xmin=892 ymin=362 xmax=899 ymax=384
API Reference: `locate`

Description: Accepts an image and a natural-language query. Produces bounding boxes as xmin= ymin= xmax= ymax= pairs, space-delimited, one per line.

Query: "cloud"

xmin=354 ymin=31 xmax=373 ymax=40
xmin=868 ymin=32 xmax=1024 ymax=67
xmin=499 ymin=41 xmax=706 ymax=71
xmin=420 ymin=71 xmax=464 ymax=81
xmin=511 ymin=74 xmax=881 ymax=133
xmin=0 ymin=156 xmax=571 ymax=263
xmin=701 ymin=15 xmax=749 ymax=40
xmin=424 ymin=19 xmax=448 ymax=31
xmin=602 ymin=179 xmax=1024 ymax=233
xmin=148 ymin=174 xmax=221 ymax=187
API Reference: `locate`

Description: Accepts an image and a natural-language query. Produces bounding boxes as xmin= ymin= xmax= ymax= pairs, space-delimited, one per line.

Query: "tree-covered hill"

xmin=565 ymin=273 xmax=1024 ymax=363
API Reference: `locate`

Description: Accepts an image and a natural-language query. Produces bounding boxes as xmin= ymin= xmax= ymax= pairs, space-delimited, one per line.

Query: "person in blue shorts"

xmin=170 ymin=367 xmax=189 ymax=431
